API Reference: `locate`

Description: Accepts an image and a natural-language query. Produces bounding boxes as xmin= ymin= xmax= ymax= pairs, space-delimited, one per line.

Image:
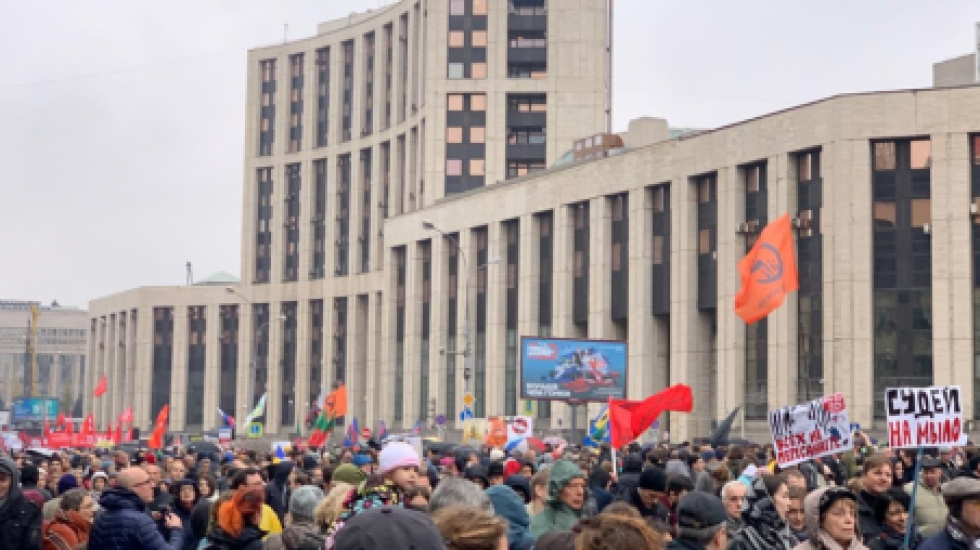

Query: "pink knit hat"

xmin=379 ymin=442 xmax=420 ymax=474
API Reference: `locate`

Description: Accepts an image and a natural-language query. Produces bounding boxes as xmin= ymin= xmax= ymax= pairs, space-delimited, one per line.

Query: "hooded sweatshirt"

xmin=529 ymin=459 xmax=588 ymax=538
xmin=266 ymin=461 xmax=294 ymax=521
xmin=792 ymin=487 xmax=869 ymax=550
xmin=487 ymin=485 xmax=536 ymax=550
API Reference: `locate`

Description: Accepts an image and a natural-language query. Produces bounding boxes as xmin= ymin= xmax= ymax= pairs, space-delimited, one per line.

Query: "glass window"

xmin=448 ymin=31 xmax=465 ymax=48
xmin=471 ymin=62 xmax=487 ymax=79
xmin=912 ymin=198 xmax=931 ymax=228
xmin=473 ymin=0 xmax=487 ymax=15
xmin=448 ymin=94 xmax=464 ymax=111
xmin=911 ymin=140 xmax=931 ymax=169
xmin=470 ymin=159 xmax=485 ymax=176
xmin=652 ymin=186 xmax=665 ymax=212
xmin=746 ymin=167 xmax=759 ymax=192
xmin=472 ymin=31 xmax=487 ymax=47
xmin=611 ymin=243 xmax=621 ymax=271
xmin=471 ymin=94 xmax=487 ymax=111
xmin=798 ymin=153 xmax=812 ymax=182
xmin=874 ymin=201 xmax=896 ymax=229
xmin=973 ymin=136 xmax=980 ymax=165
xmin=470 ymin=127 xmax=485 ymax=143
xmin=446 ymin=127 xmax=463 ymax=143
xmin=446 ymin=159 xmax=462 ymax=176
xmin=653 ymin=236 xmax=664 ymax=265
xmin=698 ymin=179 xmax=711 ymax=203
xmin=448 ymin=63 xmax=465 ymax=79
xmin=874 ymin=142 xmax=896 ymax=171
xmin=574 ymin=251 xmax=583 ymax=277
xmin=698 ymin=229 xmax=711 ymax=254
xmin=450 ymin=0 xmax=464 ymax=15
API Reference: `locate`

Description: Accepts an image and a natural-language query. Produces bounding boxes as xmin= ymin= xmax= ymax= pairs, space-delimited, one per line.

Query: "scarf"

xmin=947 ymin=516 xmax=980 ymax=549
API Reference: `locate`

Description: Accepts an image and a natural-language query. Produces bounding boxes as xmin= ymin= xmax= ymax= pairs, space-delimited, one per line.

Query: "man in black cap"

xmin=920 ymin=476 xmax=980 ymax=550
xmin=334 ymin=506 xmax=446 ymax=550
xmin=617 ymin=466 xmax=670 ymax=520
xmin=667 ymin=491 xmax=728 ymax=550
xmin=904 ymin=456 xmax=948 ymax=537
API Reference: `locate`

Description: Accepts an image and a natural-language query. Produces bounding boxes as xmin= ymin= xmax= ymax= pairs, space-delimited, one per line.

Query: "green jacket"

xmin=529 ymin=459 xmax=586 ymax=538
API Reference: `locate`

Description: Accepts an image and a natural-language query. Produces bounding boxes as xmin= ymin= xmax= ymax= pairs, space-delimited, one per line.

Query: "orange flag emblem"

xmin=734 ymin=213 xmax=799 ymax=324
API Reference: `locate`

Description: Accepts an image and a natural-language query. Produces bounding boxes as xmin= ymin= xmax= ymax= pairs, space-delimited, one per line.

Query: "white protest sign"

xmin=886 ymin=385 xmax=966 ymax=449
xmin=769 ymin=393 xmax=852 ymax=468
xmin=506 ymin=416 xmax=534 ymax=441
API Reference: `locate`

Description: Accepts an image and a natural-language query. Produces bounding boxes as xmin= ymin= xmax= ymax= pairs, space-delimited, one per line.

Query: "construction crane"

xmin=25 ymin=302 xmax=40 ymax=397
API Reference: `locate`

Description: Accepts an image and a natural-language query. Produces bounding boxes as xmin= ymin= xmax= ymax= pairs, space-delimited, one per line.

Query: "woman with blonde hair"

xmin=313 ymin=482 xmax=353 ymax=533
xmin=432 ymin=505 xmax=509 ymax=550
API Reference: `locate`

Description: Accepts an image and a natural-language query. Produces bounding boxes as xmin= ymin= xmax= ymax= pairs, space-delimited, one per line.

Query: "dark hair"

xmin=602 ymin=502 xmax=641 ymax=518
xmin=230 ymin=468 xmax=261 ymax=490
xmin=873 ymin=488 xmax=910 ymax=525
xmin=292 ymin=471 xmax=310 ymax=486
xmin=862 ymin=454 xmax=892 ymax=477
xmin=198 ymin=475 xmax=218 ymax=498
xmin=667 ymin=475 xmax=694 ymax=496
xmin=728 ymin=445 xmax=745 ymax=461
xmin=686 ymin=455 xmax=703 ymax=468
xmin=20 ymin=464 xmax=38 ymax=486
xmin=761 ymin=474 xmax=785 ymax=498
xmin=576 ymin=513 xmax=665 ymax=550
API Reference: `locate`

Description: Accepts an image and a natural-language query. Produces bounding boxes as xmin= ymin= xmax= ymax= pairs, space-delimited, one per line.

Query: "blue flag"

xmin=345 ymin=417 xmax=359 ymax=447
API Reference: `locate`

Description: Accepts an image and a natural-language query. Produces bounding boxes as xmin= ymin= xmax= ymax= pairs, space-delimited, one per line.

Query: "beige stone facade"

xmin=0 ymin=301 xmax=87 ymax=418
xmin=87 ymin=2 xmax=980 ymax=443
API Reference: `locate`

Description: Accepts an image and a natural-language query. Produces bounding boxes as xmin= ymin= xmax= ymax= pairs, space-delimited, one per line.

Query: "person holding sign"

xmin=902 ymin=457 xmax=948 ymax=538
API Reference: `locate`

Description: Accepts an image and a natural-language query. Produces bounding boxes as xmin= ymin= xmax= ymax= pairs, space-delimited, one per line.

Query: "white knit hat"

xmin=379 ymin=442 xmax=420 ymax=474
xmin=489 ymin=448 xmax=505 ymax=460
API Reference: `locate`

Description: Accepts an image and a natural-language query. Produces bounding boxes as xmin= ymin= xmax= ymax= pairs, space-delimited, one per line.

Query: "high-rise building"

xmin=87 ymin=4 xmax=980 ymax=442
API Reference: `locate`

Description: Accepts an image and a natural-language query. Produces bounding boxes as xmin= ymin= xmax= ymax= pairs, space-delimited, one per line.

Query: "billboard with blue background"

xmin=12 ymin=397 xmax=58 ymax=422
xmin=520 ymin=337 xmax=628 ymax=402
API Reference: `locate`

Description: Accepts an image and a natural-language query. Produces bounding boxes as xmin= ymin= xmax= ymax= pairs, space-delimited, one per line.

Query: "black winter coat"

xmin=89 ymin=487 xmax=182 ymax=550
xmin=0 ymin=456 xmax=42 ymax=550
xmin=265 ymin=462 xmax=293 ymax=521
xmin=204 ymin=525 xmax=265 ymax=550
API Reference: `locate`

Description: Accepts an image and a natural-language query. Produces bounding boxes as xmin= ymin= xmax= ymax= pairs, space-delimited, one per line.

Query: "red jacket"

xmin=43 ymin=510 xmax=91 ymax=550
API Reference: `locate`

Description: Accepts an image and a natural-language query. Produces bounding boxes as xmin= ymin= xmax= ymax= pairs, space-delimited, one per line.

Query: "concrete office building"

xmin=0 ymin=301 xmax=87 ymax=416
xmin=87 ymin=2 xmax=980 ymax=442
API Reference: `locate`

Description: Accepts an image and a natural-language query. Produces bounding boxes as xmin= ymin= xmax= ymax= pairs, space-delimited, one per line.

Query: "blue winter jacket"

xmin=487 ymin=485 xmax=536 ymax=550
xmin=919 ymin=528 xmax=968 ymax=550
xmin=89 ymin=486 xmax=183 ymax=550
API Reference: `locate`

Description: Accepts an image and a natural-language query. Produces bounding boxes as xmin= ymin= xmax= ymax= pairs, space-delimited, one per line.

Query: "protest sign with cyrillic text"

xmin=886 ymin=385 xmax=966 ymax=449
xmin=769 ymin=393 xmax=851 ymax=468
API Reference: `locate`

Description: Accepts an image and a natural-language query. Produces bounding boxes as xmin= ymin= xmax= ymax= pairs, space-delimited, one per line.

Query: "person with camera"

xmin=89 ymin=467 xmax=183 ymax=550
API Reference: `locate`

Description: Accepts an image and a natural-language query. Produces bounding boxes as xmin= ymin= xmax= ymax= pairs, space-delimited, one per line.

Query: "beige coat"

xmin=903 ymin=480 xmax=947 ymax=538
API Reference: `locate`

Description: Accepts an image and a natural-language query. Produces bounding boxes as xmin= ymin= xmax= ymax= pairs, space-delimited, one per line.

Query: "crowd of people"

xmin=2 ymin=431 xmax=980 ymax=549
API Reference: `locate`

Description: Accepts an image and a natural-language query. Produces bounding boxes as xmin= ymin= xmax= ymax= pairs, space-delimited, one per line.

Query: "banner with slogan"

xmin=769 ymin=393 xmax=852 ymax=467
xmin=886 ymin=385 xmax=966 ymax=448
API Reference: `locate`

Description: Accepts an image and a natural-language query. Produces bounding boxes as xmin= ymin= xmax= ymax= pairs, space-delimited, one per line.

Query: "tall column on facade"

xmin=456 ymin=229 xmax=475 ymax=426
xmin=124 ymin=310 xmax=137 ymax=418
xmin=133 ymin=307 xmax=154 ymax=432
xmin=111 ymin=313 xmax=126 ymax=425
xmin=485 ymin=222 xmax=507 ymax=418
xmin=823 ymin=140 xmax=874 ymax=426
xmin=516 ymin=214 xmax=540 ymax=423
xmin=350 ymin=295 xmax=369 ymax=428
xmin=627 ymin=187 xmax=662 ymax=399
xmin=100 ymin=315 xmax=115 ymax=429
xmin=366 ymin=291 xmax=383 ymax=430
xmin=170 ymin=307 xmax=188 ymax=432
xmin=715 ymin=167 xmax=744 ymax=434
xmin=767 ymin=154 xmax=799 ymax=411
xmin=931 ymin=133 xmax=974 ymax=416
xmin=428 ymin=236 xmax=447 ymax=425
xmin=202 ymin=305 xmax=221 ymax=431
xmin=266 ymin=304 xmax=284 ymax=435
xmin=294 ymin=299 xmax=312 ymax=434
xmin=378 ymin=248 xmax=397 ymax=426
xmin=402 ymin=243 xmax=420 ymax=430
xmin=235 ymin=307 xmax=253 ymax=432
xmin=586 ymin=197 xmax=614 ymax=422
xmin=671 ymin=176 xmax=710 ymax=441
xmin=551 ymin=205 xmax=575 ymax=430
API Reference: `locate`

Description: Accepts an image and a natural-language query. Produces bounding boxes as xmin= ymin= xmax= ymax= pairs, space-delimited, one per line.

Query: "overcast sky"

xmin=1 ymin=1 xmax=977 ymax=308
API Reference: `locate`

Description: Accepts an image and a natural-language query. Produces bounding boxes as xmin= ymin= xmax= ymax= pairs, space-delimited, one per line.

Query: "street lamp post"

xmin=421 ymin=221 xmax=500 ymax=403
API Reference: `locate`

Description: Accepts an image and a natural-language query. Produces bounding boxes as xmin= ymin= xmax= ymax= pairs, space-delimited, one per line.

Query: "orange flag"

xmin=323 ymin=384 xmax=348 ymax=418
xmin=734 ymin=213 xmax=799 ymax=324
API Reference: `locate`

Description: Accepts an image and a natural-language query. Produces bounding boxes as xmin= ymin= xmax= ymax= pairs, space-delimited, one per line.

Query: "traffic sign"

xmin=462 ymin=393 xmax=475 ymax=407
xmin=460 ymin=407 xmax=474 ymax=421
xmin=435 ymin=414 xmax=447 ymax=426
xmin=248 ymin=422 xmax=264 ymax=438
xmin=361 ymin=428 xmax=372 ymax=439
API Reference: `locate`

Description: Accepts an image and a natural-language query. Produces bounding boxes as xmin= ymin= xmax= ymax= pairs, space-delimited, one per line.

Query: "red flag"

xmin=734 ymin=213 xmax=799 ymax=324
xmin=120 ymin=407 xmax=133 ymax=423
xmin=114 ymin=419 xmax=122 ymax=444
xmin=65 ymin=417 xmax=73 ymax=436
xmin=93 ymin=375 xmax=108 ymax=397
xmin=56 ymin=412 xmax=66 ymax=429
xmin=80 ymin=413 xmax=94 ymax=438
xmin=43 ymin=419 xmax=51 ymax=441
xmin=147 ymin=404 xmax=169 ymax=450
xmin=609 ymin=384 xmax=694 ymax=448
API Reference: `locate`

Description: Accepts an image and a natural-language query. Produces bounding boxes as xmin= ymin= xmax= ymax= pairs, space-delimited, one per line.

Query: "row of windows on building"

xmin=447 ymin=0 xmax=547 ymax=80
xmin=258 ymin=3 xmax=417 ymax=157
